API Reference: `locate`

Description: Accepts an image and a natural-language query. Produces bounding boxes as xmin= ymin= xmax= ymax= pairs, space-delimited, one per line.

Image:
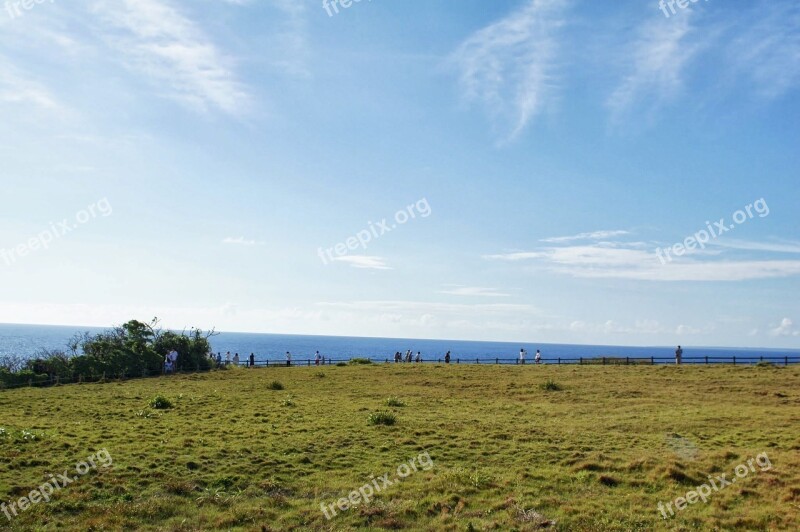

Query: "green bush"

xmin=367 ymin=411 xmax=397 ymax=426
xmin=385 ymin=396 xmax=406 ymax=407
xmin=267 ymin=381 xmax=284 ymax=390
xmin=349 ymin=358 xmax=373 ymax=365
xmin=150 ymin=395 xmax=174 ymax=409
xmin=335 ymin=362 xmax=347 ymax=367
xmin=540 ymin=379 xmax=563 ymax=391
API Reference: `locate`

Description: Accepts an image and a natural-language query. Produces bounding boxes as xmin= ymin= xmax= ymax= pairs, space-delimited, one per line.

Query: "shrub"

xmin=385 ymin=396 xmax=406 ymax=407
xmin=150 ymin=395 xmax=174 ymax=409
xmin=314 ymin=372 xmax=326 ymax=378
xmin=335 ymin=362 xmax=347 ymax=367
xmin=281 ymin=395 xmax=295 ymax=407
xmin=349 ymin=358 xmax=373 ymax=365
xmin=540 ymin=379 xmax=563 ymax=391
xmin=367 ymin=411 xmax=397 ymax=426
xmin=267 ymin=381 xmax=284 ymax=390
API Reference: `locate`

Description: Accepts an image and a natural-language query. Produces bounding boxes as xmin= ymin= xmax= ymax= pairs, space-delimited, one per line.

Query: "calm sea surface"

xmin=1 ymin=323 xmax=799 ymax=365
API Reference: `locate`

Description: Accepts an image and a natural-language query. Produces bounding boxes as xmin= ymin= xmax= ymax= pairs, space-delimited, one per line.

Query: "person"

xmin=249 ymin=352 xmax=255 ymax=368
xmin=406 ymin=350 xmax=412 ymax=363
xmin=168 ymin=349 xmax=179 ymax=370
xmin=415 ymin=351 xmax=421 ymax=363
xmin=286 ymin=351 xmax=292 ymax=367
xmin=164 ymin=355 xmax=173 ymax=374
xmin=315 ymin=351 xmax=321 ymax=366
xmin=445 ymin=351 xmax=451 ymax=364
xmin=216 ymin=352 xmax=222 ymax=367
xmin=535 ymin=349 xmax=542 ymax=364
xmin=675 ymin=345 xmax=683 ymax=365
xmin=233 ymin=353 xmax=240 ymax=366
xmin=519 ymin=348 xmax=526 ymax=364
xmin=394 ymin=351 xmax=401 ymax=363
xmin=225 ymin=351 xmax=231 ymax=366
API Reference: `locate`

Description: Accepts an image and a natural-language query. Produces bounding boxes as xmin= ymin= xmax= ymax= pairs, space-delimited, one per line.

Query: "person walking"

xmin=675 ymin=345 xmax=683 ymax=365
xmin=249 ymin=352 xmax=255 ymax=368
xmin=286 ymin=351 xmax=292 ymax=367
xmin=535 ymin=349 xmax=542 ymax=364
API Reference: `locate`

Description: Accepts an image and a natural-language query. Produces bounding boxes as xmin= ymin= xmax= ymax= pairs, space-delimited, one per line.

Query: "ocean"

xmin=1 ymin=323 xmax=799 ymax=365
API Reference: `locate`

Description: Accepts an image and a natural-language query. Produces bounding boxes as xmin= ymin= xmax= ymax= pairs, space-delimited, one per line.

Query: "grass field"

xmin=0 ymin=363 xmax=798 ymax=531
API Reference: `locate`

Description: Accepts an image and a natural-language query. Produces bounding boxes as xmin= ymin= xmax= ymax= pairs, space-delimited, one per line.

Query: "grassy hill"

xmin=0 ymin=363 xmax=798 ymax=530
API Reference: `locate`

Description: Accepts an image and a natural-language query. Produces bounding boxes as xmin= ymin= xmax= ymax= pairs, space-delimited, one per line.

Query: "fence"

xmin=1 ymin=355 xmax=797 ymax=391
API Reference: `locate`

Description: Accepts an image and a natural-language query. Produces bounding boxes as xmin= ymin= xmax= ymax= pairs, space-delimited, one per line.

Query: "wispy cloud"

xmin=729 ymin=1 xmax=800 ymax=99
xmin=0 ymin=57 xmax=61 ymax=110
xmin=710 ymin=238 xmax=800 ymax=254
xmin=332 ymin=256 xmax=391 ymax=270
xmin=222 ymin=236 xmax=262 ymax=246
xmin=91 ymin=0 xmax=250 ymax=115
xmin=541 ymin=229 xmax=630 ymax=243
xmin=439 ymin=285 xmax=511 ymax=297
xmin=607 ymin=10 xmax=699 ymax=123
xmin=485 ymin=241 xmax=800 ymax=282
xmin=770 ymin=317 xmax=799 ymax=337
xmin=453 ymin=0 xmax=565 ymax=141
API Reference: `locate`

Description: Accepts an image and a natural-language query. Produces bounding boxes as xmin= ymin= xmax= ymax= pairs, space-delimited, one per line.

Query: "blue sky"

xmin=0 ymin=0 xmax=798 ymax=347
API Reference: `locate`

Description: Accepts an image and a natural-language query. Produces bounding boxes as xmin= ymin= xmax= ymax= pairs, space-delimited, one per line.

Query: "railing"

xmin=2 ymin=355 xmax=797 ymax=391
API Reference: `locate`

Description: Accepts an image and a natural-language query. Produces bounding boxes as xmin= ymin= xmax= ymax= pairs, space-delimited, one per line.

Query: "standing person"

xmin=415 ymin=351 xmax=421 ymax=363
xmin=225 ymin=351 xmax=231 ymax=366
xmin=315 ymin=351 xmax=321 ymax=366
xmin=445 ymin=351 xmax=451 ymax=364
xmin=286 ymin=351 xmax=292 ymax=367
xmin=169 ymin=349 xmax=179 ymax=371
xmin=249 ymin=353 xmax=255 ymax=368
xmin=519 ymin=348 xmax=526 ymax=364
xmin=233 ymin=353 xmax=240 ymax=366
xmin=164 ymin=354 xmax=172 ymax=374
xmin=216 ymin=353 xmax=222 ymax=367
xmin=675 ymin=345 xmax=683 ymax=365
xmin=535 ymin=349 xmax=542 ymax=364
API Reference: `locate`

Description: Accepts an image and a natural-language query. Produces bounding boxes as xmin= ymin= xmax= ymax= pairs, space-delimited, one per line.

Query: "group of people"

xmin=518 ymin=348 xmax=542 ymax=364
xmin=394 ymin=350 xmax=423 ymax=363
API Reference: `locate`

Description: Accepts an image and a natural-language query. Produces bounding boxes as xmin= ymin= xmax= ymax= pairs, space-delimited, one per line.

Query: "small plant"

xmin=134 ymin=410 xmax=157 ymax=419
xmin=149 ymin=395 xmax=174 ymax=409
xmin=385 ymin=396 xmax=406 ymax=407
xmin=281 ymin=395 xmax=295 ymax=407
xmin=367 ymin=410 xmax=397 ymax=426
xmin=314 ymin=372 xmax=326 ymax=378
xmin=349 ymin=358 xmax=373 ymax=365
xmin=540 ymin=379 xmax=563 ymax=391
xmin=267 ymin=381 xmax=284 ymax=390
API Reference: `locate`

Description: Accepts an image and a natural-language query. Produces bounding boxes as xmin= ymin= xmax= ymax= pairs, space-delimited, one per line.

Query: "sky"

xmin=0 ymin=0 xmax=798 ymax=348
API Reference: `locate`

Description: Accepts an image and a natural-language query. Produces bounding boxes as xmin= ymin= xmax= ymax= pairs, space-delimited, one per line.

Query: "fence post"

xmin=496 ymin=358 xmax=499 ymax=364
xmin=760 ymin=356 xmax=763 ymax=362
xmin=558 ymin=357 xmax=561 ymax=365
xmin=626 ymin=357 xmax=629 ymax=365
xmin=733 ymin=356 xmax=736 ymax=366
xmin=476 ymin=358 xmax=480 ymax=364
xmin=457 ymin=358 xmax=460 ymax=364
xmin=786 ymin=356 xmax=789 ymax=366
xmin=705 ymin=356 xmax=708 ymax=365
xmin=580 ymin=357 xmax=583 ymax=365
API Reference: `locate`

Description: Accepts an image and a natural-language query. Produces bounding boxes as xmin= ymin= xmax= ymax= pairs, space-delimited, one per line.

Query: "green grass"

xmin=0 ymin=364 xmax=798 ymax=530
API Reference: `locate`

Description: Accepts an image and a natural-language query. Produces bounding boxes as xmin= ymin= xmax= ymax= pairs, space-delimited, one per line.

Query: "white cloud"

xmin=0 ymin=57 xmax=61 ymax=110
xmin=607 ymin=10 xmax=698 ymax=123
xmin=453 ymin=0 xmax=565 ymax=140
xmin=484 ymin=242 xmax=800 ymax=281
xmin=331 ymin=256 xmax=391 ymax=270
xmin=770 ymin=318 xmax=799 ymax=337
xmin=91 ymin=0 xmax=250 ymax=115
xmin=439 ymin=285 xmax=511 ymax=297
xmin=540 ymin=230 xmax=631 ymax=243
xmin=222 ymin=236 xmax=262 ymax=246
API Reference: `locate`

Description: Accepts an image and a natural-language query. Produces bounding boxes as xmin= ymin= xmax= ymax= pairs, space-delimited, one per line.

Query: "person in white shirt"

xmin=168 ymin=349 xmax=178 ymax=370
xmin=415 ymin=352 xmax=421 ymax=363
xmin=315 ymin=351 xmax=321 ymax=366
xmin=233 ymin=353 xmax=240 ymax=366
xmin=519 ymin=348 xmax=526 ymax=364
xmin=286 ymin=351 xmax=292 ymax=367
xmin=535 ymin=349 xmax=542 ymax=364
xmin=225 ymin=351 xmax=231 ymax=366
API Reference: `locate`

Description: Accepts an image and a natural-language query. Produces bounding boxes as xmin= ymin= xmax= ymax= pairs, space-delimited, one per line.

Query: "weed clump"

xmin=149 ymin=395 xmax=173 ymax=409
xmin=267 ymin=381 xmax=284 ymax=390
xmin=540 ymin=379 xmax=563 ymax=391
xmin=367 ymin=411 xmax=397 ymax=426
xmin=385 ymin=396 xmax=406 ymax=407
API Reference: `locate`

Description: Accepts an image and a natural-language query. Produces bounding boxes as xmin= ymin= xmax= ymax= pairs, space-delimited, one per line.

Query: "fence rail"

xmin=1 ymin=355 xmax=797 ymax=391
